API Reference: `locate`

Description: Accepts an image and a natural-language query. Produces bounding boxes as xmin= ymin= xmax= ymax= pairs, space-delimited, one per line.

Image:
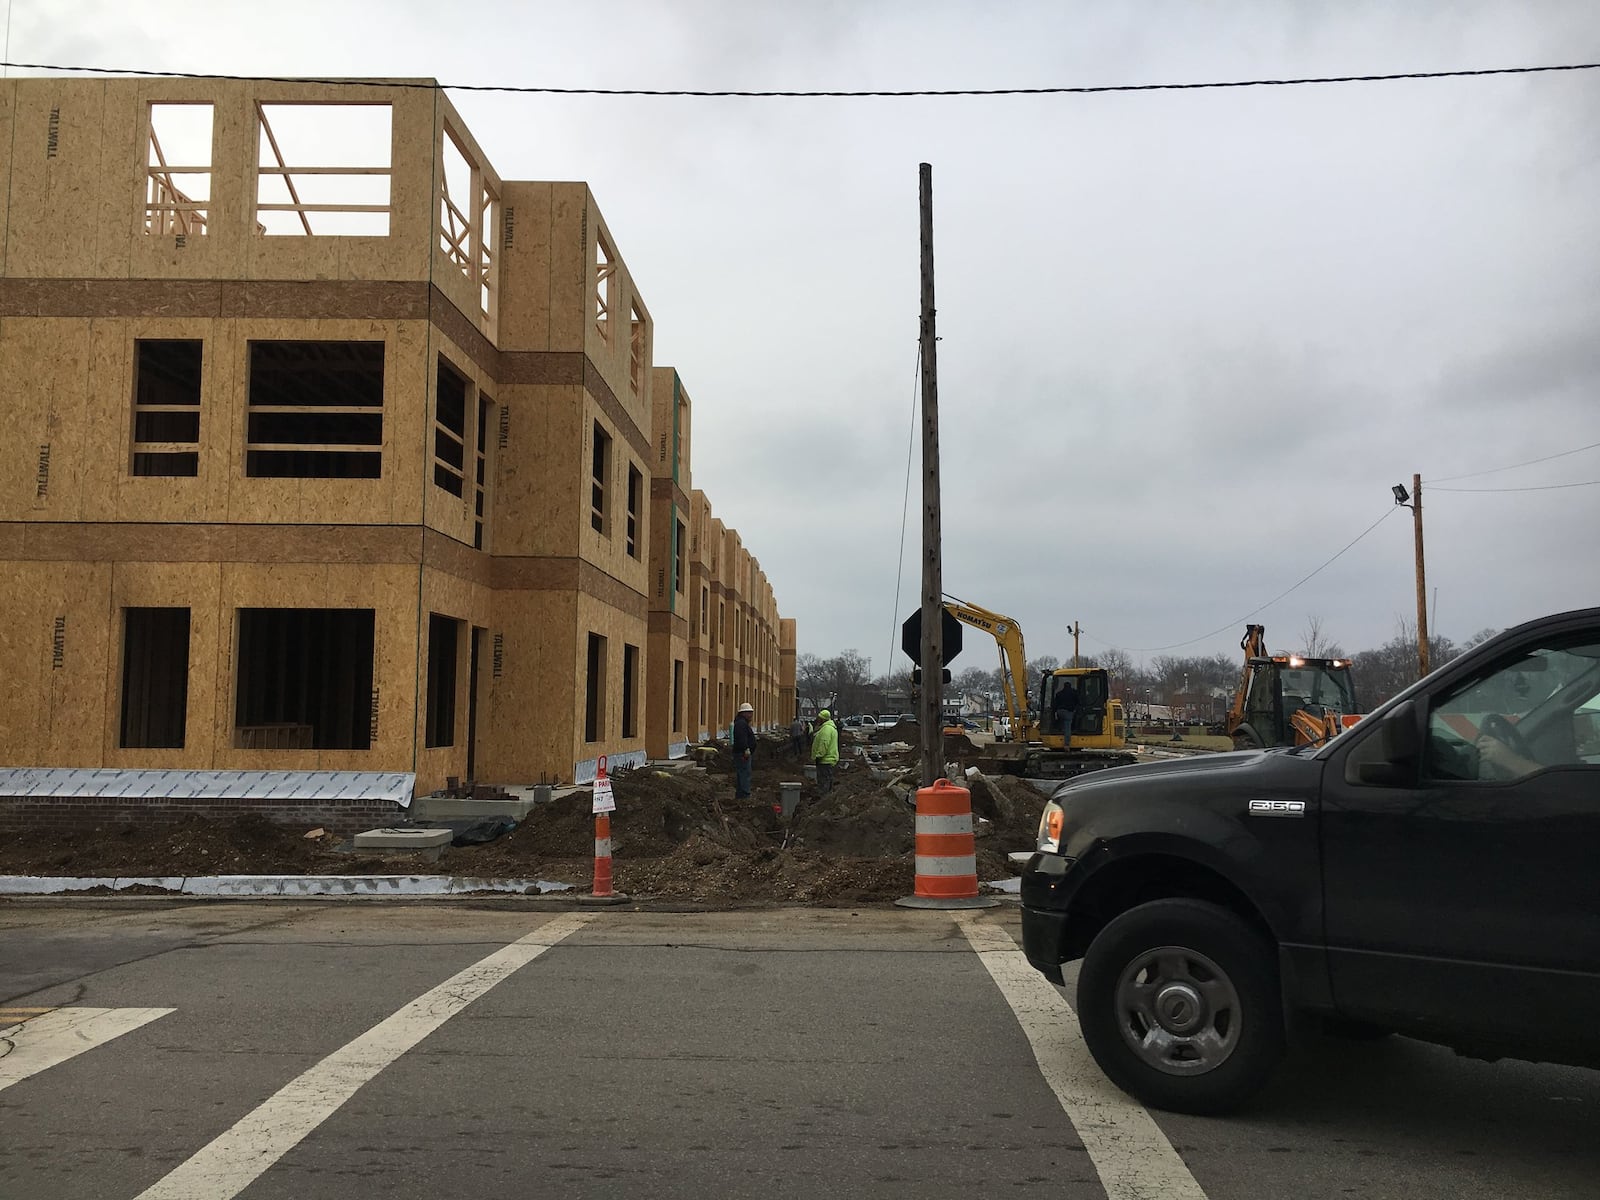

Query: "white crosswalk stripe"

xmin=0 ymin=1006 xmax=175 ymax=1093
xmin=959 ymin=917 xmax=1209 ymax=1200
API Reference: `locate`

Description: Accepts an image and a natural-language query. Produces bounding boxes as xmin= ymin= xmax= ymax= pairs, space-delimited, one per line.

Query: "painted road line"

xmin=0 ymin=1007 xmax=175 ymax=1093
xmin=135 ymin=912 xmax=593 ymax=1200
xmin=959 ymin=917 xmax=1208 ymax=1200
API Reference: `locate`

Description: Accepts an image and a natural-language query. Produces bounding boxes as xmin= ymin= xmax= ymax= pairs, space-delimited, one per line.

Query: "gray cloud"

xmin=10 ymin=0 xmax=1597 ymax=670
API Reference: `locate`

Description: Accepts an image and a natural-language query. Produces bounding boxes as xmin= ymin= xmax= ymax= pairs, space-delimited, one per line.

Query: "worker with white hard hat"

xmin=732 ymin=701 xmax=757 ymax=800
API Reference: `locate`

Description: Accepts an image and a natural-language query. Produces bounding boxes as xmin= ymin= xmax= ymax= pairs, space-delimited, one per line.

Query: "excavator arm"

xmin=943 ymin=597 xmax=1037 ymax=743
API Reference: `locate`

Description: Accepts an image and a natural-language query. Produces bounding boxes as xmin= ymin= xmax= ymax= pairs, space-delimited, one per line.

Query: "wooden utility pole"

xmin=1413 ymin=472 xmax=1429 ymax=679
xmin=917 ymin=163 xmax=944 ymax=788
xmin=1070 ymin=621 xmax=1081 ymax=668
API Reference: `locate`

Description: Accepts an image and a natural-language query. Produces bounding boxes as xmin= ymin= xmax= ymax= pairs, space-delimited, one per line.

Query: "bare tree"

xmin=1299 ymin=615 xmax=1345 ymax=658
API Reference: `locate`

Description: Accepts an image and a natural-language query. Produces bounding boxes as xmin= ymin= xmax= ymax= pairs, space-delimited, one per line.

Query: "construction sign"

xmin=591 ymin=755 xmax=616 ymax=813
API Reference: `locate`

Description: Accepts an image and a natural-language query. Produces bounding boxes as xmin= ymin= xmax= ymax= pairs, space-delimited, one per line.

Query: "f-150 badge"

xmin=1248 ymin=799 xmax=1305 ymax=817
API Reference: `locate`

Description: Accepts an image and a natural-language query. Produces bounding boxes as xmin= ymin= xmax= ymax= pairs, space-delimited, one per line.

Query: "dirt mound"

xmin=0 ymin=813 xmax=331 ymax=876
xmin=0 ymin=736 xmax=1041 ymax=904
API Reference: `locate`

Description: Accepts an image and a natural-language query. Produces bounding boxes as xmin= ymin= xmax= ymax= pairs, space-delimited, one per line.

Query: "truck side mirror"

xmin=1354 ymin=699 xmax=1421 ymax=786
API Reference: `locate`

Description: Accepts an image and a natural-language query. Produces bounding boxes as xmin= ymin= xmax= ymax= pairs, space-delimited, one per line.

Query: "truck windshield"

xmin=1279 ymin=664 xmax=1355 ymax=713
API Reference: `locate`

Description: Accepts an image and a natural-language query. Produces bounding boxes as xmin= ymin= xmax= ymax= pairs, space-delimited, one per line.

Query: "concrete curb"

xmin=0 ymin=875 xmax=576 ymax=897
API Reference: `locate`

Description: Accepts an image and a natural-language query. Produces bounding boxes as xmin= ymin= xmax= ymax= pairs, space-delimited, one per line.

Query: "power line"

xmin=1082 ymin=506 xmax=1400 ymax=653
xmin=1 ymin=58 xmax=1597 ymax=98
xmin=1428 ymin=438 xmax=1600 ymax=483
xmin=1430 ymin=478 xmax=1600 ymax=493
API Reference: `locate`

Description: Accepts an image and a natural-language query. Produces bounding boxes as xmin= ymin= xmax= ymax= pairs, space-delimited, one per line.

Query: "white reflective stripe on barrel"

xmin=594 ymin=837 xmax=612 ymax=856
xmin=915 ymin=813 xmax=973 ymax=835
xmin=915 ymin=855 xmax=978 ymax=876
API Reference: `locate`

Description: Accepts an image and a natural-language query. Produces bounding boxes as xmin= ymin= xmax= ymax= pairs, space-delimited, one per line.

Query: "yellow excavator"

xmin=943 ymin=596 xmax=1138 ymax=779
xmin=1227 ymin=624 xmax=1362 ymax=751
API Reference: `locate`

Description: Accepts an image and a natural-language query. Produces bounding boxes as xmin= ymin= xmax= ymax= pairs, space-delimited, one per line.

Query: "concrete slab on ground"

xmin=352 ymin=828 xmax=452 ymax=858
xmin=412 ymin=795 xmax=538 ymax=822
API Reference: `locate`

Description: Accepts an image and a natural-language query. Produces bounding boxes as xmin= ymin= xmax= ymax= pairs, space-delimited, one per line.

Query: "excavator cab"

xmin=1039 ymin=668 xmax=1116 ymax=748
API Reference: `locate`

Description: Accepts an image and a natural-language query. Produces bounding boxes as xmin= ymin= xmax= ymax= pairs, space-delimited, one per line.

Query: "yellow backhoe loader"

xmin=1227 ymin=624 xmax=1362 ymax=751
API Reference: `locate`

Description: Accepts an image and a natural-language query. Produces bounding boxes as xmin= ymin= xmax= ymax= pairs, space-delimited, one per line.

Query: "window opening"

xmin=145 ymin=103 xmax=211 ymax=237
xmin=594 ymin=231 xmax=615 ymax=342
xmin=255 ymin=103 xmax=391 ymax=236
xmin=585 ymin=633 xmax=607 ymax=742
xmin=673 ymin=660 xmax=684 ymax=734
xmin=629 ymin=297 xmax=645 ymax=393
xmin=675 ymin=519 xmax=687 ymax=596
xmin=437 ymin=122 xmax=499 ymax=321
xmin=625 ymin=465 xmax=642 ymax=558
xmin=591 ymin=421 xmax=611 ymax=533
xmin=434 ymin=356 xmax=468 ymax=497
xmin=425 ymin=613 xmax=461 ymax=748
xmin=247 ymin=341 xmax=384 ymax=478
xmin=622 ymin=643 xmax=640 ymax=738
xmin=120 ymin=607 xmax=191 ymax=749
xmin=132 ymin=339 xmax=202 ymax=477
xmin=701 ymin=587 xmax=709 ymax=634
xmin=474 ymin=395 xmax=491 ymax=549
xmin=699 ymin=677 xmax=707 ymax=724
xmin=234 ymin=608 xmax=375 ymax=750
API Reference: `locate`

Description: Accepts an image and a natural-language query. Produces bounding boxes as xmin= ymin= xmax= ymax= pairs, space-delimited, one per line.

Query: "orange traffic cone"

xmin=895 ymin=778 xmax=999 ymax=910
xmin=584 ymin=755 xmax=627 ymax=905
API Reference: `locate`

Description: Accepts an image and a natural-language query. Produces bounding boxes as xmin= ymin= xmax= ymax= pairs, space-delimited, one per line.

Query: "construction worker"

xmin=811 ymin=708 xmax=840 ymax=796
xmin=1051 ymin=677 xmax=1078 ymax=743
xmin=731 ymin=702 xmax=756 ymax=799
xmin=789 ymin=712 xmax=808 ymax=760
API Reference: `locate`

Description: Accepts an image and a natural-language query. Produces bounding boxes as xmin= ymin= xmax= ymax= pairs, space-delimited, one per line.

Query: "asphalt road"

xmin=1 ymin=902 xmax=1595 ymax=1200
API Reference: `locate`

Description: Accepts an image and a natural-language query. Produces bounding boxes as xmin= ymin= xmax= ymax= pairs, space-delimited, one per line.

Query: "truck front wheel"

xmin=1076 ymin=898 xmax=1284 ymax=1115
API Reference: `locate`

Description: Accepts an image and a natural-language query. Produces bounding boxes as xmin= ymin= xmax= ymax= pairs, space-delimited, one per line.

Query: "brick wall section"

xmin=0 ymin=796 xmax=407 ymax=838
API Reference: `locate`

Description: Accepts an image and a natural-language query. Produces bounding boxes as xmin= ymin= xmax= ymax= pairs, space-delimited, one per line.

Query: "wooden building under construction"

xmin=0 ymin=76 xmax=795 ymax=795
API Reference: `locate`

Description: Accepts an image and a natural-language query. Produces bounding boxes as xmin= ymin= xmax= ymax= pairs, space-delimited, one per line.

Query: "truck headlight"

xmin=1037 ymin=800 xmax=1065 ymax=854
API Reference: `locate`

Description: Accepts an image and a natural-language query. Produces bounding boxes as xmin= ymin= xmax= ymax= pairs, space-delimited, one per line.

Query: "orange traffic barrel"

xmin=895 ymin=778 xmax=999 ymax=910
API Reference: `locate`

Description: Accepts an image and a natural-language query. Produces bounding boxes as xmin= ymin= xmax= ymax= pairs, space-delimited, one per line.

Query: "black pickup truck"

xmin=1021 ymin=608 xmax=1600 ymax=1114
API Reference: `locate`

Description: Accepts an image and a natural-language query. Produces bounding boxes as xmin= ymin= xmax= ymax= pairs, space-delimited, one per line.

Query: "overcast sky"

xmin=11 ymin=1 xmax=1599 ymax=673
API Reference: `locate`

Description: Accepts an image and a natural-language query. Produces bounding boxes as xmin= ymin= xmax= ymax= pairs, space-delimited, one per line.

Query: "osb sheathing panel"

xmin=485 ymin=588 xmax=577 ymax=782
xmin=219 ymin=317 xmax=429 ymax=527
xmin=413 ymin=563 xmax=495 ymax=793
xmin=495 ymin=181 xmax=553 ymax=352
xmin=578 ymin=192 xmax=651 ymax=437
xmin=579 ymin=394 xmax=651 ymax=596
xmin=210 ymin=561 xmax=421 ymax=774
xmin=102 ymin=560 xmax=224 ymax=768
xmin=649 ymin=367 xmax=690 ymax=489
xmin=646 ymin=488 xmax=673 ymax=615
xmin=420 ymin=333 xmax=488 ymax=548
xmin=692 ymin=658 xmax=712 ymax=738
xmin=234 ymin=82 xmax=435 ymax=283
xmin=689 ymin=491 xmax=712 ymax=566
xmin=494 ymin=382 xmax=581 ymax=558
xmin=0 ymin=77 xmax=432 ymax=283
xmin=576 ymin=590 xmax=650 ymax=767
xmin=709 ymin=517 xmax=726 ymax=578
xmin=5 ymin=81 xmax=111 ymax=279
xmin=428 ymin=96 xmax=505 ymax=343
xmin=546 ymin=183 xmax=588 ymax=353
xmin=0 ymin=561 xmax=113 ymax=766
xmin=0 ymin=81 xmax=14 ymax=273
xmin=0 ymin=318 xmax=91 ymax=522
xmin=644 ymin=627 xmax=690 ymax=759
